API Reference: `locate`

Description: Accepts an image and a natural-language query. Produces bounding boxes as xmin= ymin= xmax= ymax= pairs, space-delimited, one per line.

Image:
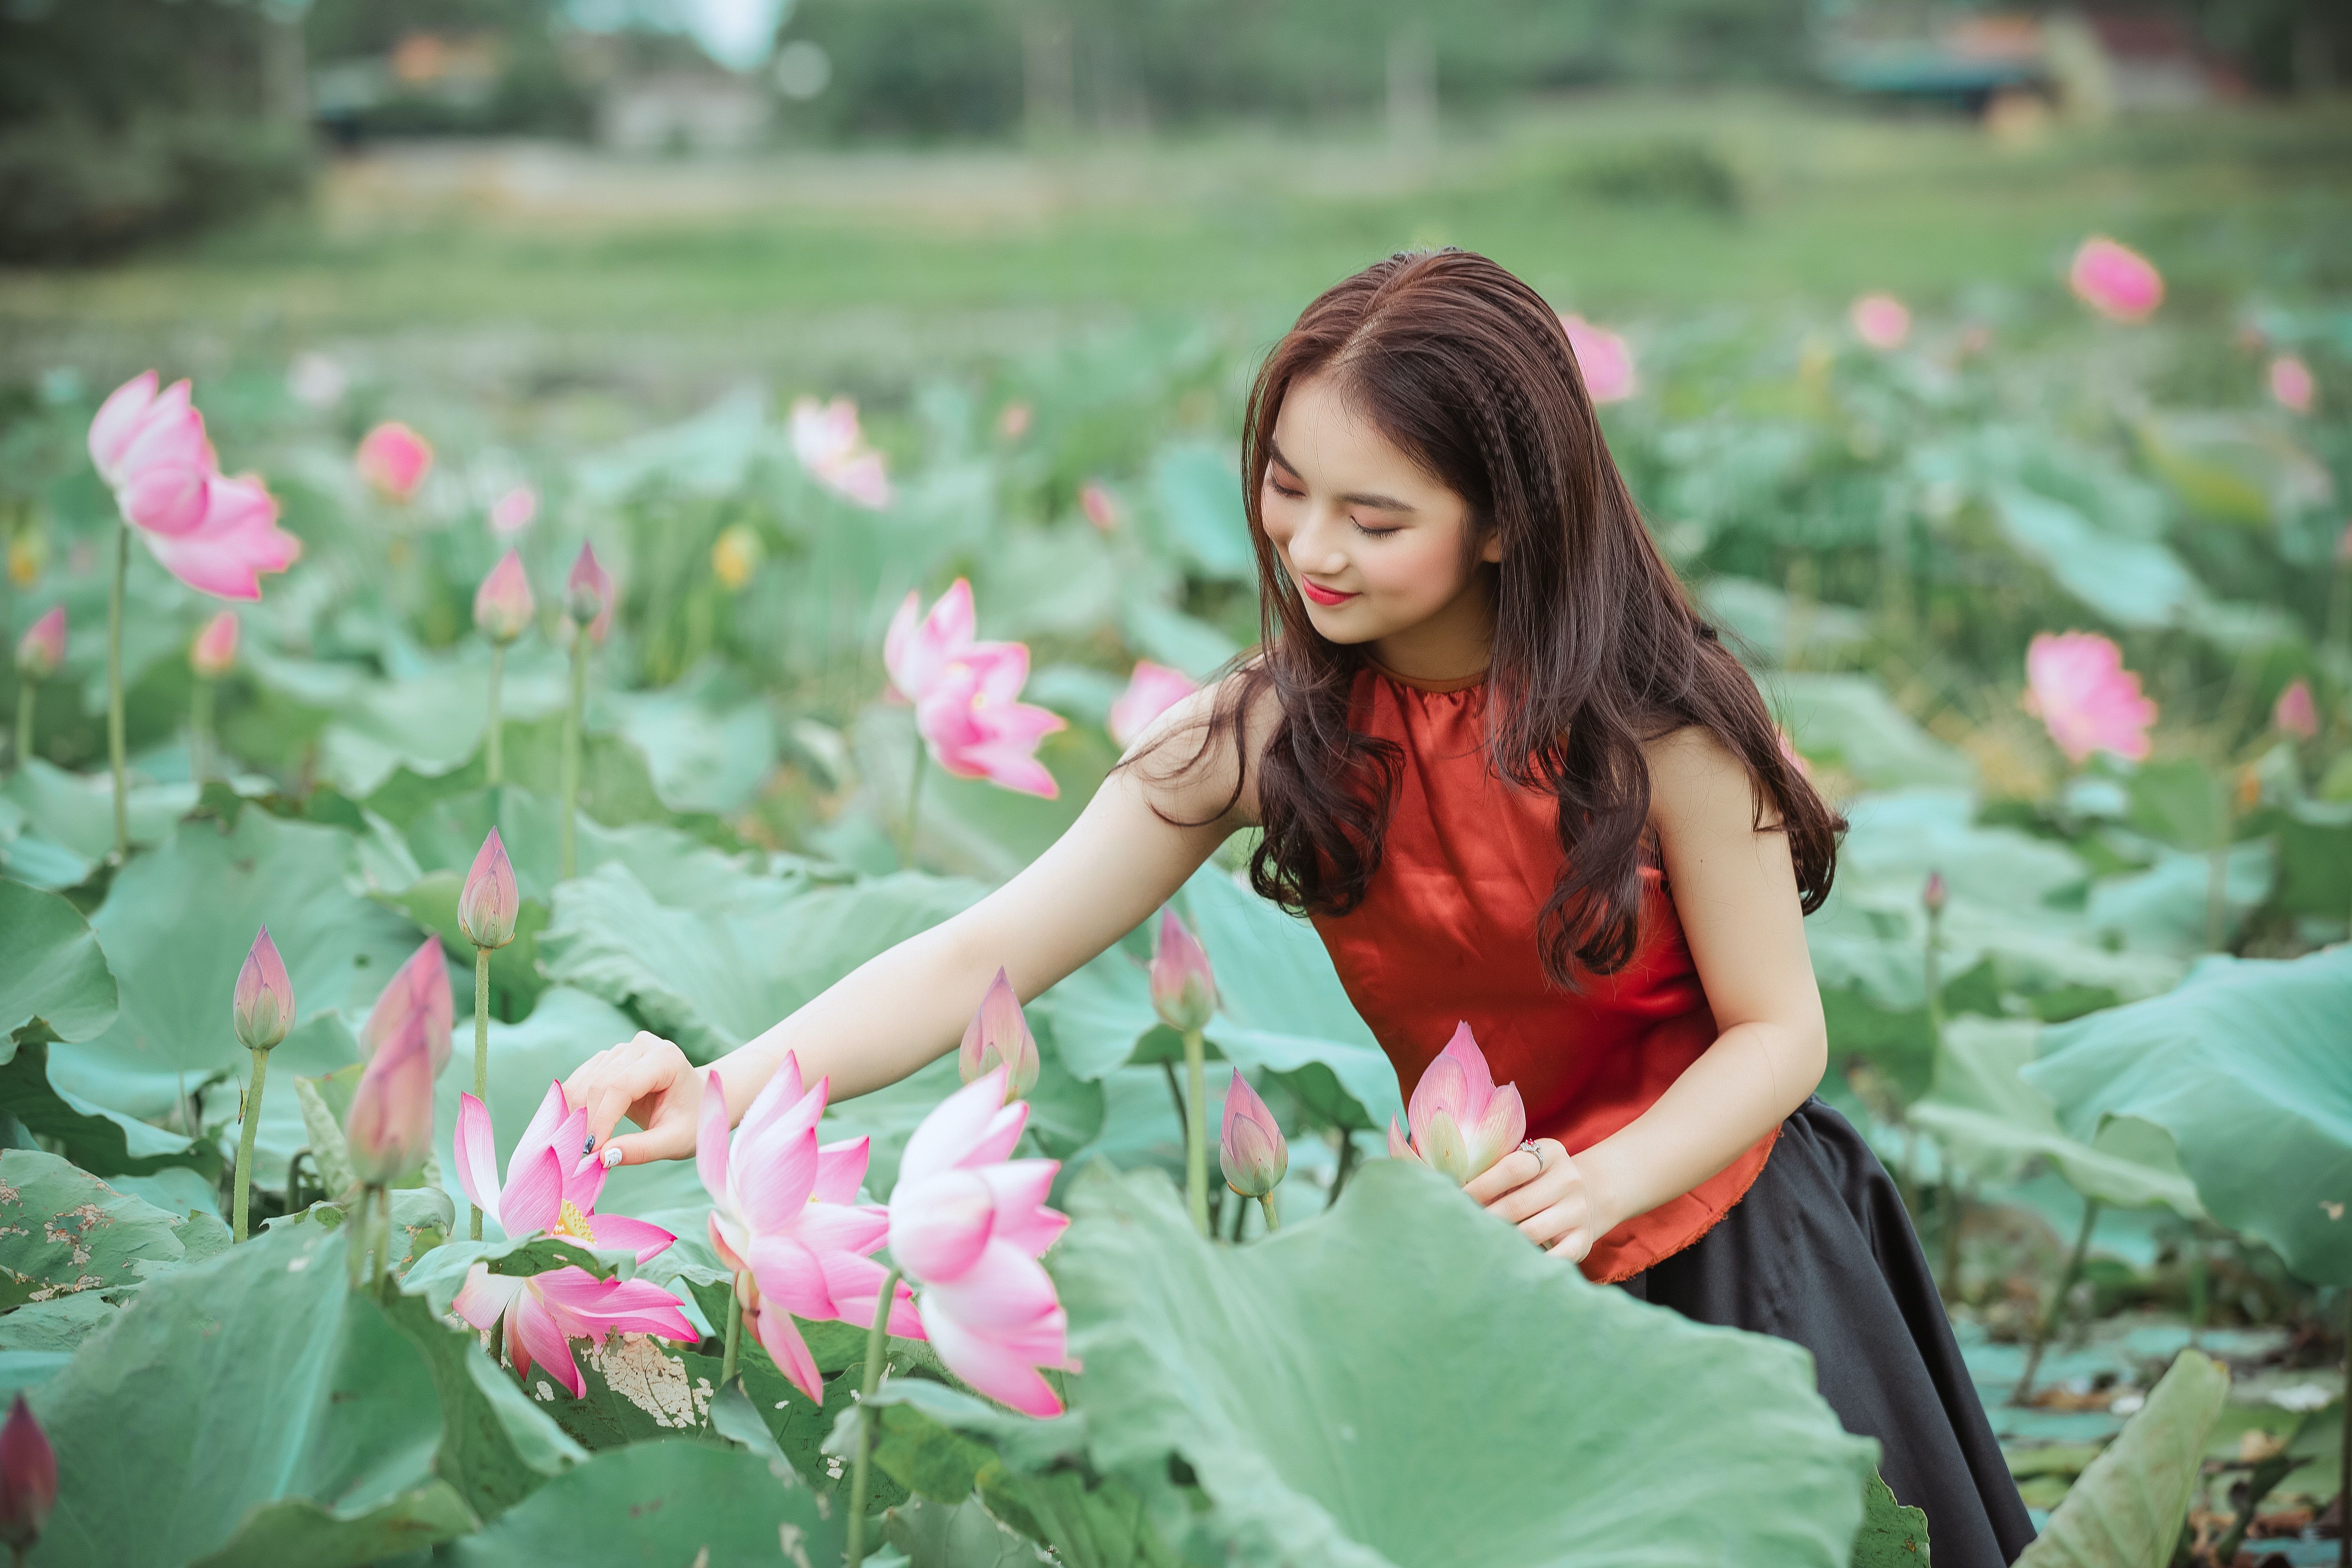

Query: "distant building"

xmin=1815 ymin=8 xmax=2241 ymax=118
xmin=598 ymin=70 xmax=773 ymax=154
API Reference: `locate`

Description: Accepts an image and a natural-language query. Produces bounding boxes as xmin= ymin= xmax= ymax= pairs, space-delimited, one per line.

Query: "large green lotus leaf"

xmin=1056 ymin=1163 xmax=1874 ymax=1566
xmin=443 ymin=1437 xmax=844 ymax=1567
xmin=400 ymin=784 xmax=776 ymax=911
xmin=1993 ymin=487 xmax=2205 ymax=629
xmin=2083 ymin=841 xmax=2273 ymax=957
xmin=1120 ymin=592 xmax=1241 ymax=681
xmin=973 ymin=523 xmax=1121 ymax=641
xmin=2134 ymin=412 xmax=2334 ymax=529
xmin=0 ymin=1039 xmax=216 ymax=1180
xmin=0 ymin=1149 xmax=209 ymax=1309
xmin=1697 ymin=575 xmax=1871 ymax=666
xmin=538 ymin=860 xmax=984 ymax=1060
xmin=603 ymin=660 xmax=780 ymax=816
xmin=1147 ymin=439 xmax=1254 ymax=580
xmin=1771 ymin=676 xmax=1975 ymax=790
xmin=1908 ymin=1017 xmax=2201 ymax=1215
xmin=1849 ymin=1470 xmax=1931 ymax=1568
xmin=2013 ymin=1348 xmax=2229 ymax=1568
xmin=2268 ymin=799 xmax=2352 ymax=919
xmin=886 ymin=1494 xmax=1055 ymax=1568
xmin=0 ymin=758 xmax=194 ymax=861
xmin=0 ymin=880 xmax=115 ymax=1047
xmin=2021 ymin=949 xmax=2352 ymax=1285
xmin=362 ymin=707 xmax=686 ymax=837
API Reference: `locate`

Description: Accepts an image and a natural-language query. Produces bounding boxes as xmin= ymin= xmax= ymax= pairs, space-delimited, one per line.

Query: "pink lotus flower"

xmin=1148 ymin=908 xmax=1215 ymax=1033
xmin=2274 ymin=679 xmax=2318 ymax=741
xmin=790 ymin=395 xmax=891 ymax=510
xmin=363 ymin=935 xmax=455 ymax=1076
xmin=15 ymin=607 xmax=64 ymax=680
xmin=145 ymin=473 xmax=301 ymax=603
xmin=453 ymin=1261 xmax=695 ymax=1399
xmin=1079 ymin=483 xmax=1118 ymax=533
xmin=958 ymin=968 xmax=1040 ymax=1102
xmin=473 ymin=550 xmax=534 ymax=645
xmin=887 ymin=1066 xmax=1072 ymax=1417
xmin=489 ymin=485 xmax=538 ymax=536
xmin=87 ymin=372 xmax=300 ymax=601
xmin=884 ymin=578 xmax=980 ymax=703
xmin=1219 ymin=1070 xmax=1286 ymax=1198
xmin=2269 ymin=356 xmax=2316 ymax=416
xmin=2023 ymin=631 xmax=2158 ymax=763
xmin=0 ymin=1394 xmax=56 ymax=1555
xmin=914 ymin=645 xmax=1065 ymax=800
xmin=1559 ymin=314 xmax=1637 ymax=404
xmin=696 ymin=1059 xmax=915 ymax=1403
xmin=459 ymin=828 xmax=520 ymax=950
xmin=345 ymin=996 xmax=436 ymax=1186
xmin=1387 ymin=1021 xmax=1526 ymax=1185
xmin=564 ymin=543 xmax=614 ymax=644
xmin=1921 ymin=871 xmax=1948 ymax=918
xmin=2069 ymin=237 xmax=2163 ymax=324
xmin=356 ymin=422 xmax=433 ymax=502
xmin=1108 ymin=660 xmax=1196 ymax=748
xmin=233 ymin=925 xmax=294 ymax=1053
xmin=190 ymin=610 xmax=238 ymax=679
xmin=452 ymin=1083 xmax=676 ymax=1263
xmin=1850 ymin=293 xmax=1911 ymax=351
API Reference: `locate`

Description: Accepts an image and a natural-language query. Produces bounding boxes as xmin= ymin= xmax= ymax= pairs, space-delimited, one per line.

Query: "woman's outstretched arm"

xmin=565 ymin=676 xmax=1263 ymax=1165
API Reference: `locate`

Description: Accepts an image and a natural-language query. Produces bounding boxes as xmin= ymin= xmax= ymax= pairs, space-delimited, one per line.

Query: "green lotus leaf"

xmin=0 ymin=878 xmax=115 ymax=1047
xmin=0 ymin=1149 xmax=210 ymax=1310
xmin=2013 ymin=1348 xmax=2228 ymax=1568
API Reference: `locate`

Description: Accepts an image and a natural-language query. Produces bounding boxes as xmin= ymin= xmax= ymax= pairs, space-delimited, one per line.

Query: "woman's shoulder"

xmin=1639 ymin=723 xmax=1782 ymax=835
xmin=1116 ymin=656 xmax=1282 ymax=829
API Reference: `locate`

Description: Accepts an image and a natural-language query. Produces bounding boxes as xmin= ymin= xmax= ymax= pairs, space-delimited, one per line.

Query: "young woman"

xmin=562 ymin=249 xmax=2035 ymax=1563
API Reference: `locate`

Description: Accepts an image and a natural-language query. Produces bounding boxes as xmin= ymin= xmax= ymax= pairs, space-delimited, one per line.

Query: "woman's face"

xmin=1258 ymin=371 xmax=1501 ymax=664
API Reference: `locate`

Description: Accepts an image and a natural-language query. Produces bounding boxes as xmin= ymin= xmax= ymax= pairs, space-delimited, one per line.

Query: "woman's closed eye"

xmin=1352 ymin=519 xmax=1399 ymax=538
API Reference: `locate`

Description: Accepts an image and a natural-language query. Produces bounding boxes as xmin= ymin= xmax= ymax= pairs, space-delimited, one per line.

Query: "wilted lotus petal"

xmin=489 ymin=484 xmax=538 ymax=535
xmin=1219 ymin=1069 xmax=1286 ymax=1198
xmin=913 ymin=646 xmax=1065 ymax=799
xmin=473 ymin=550 xmax=535 ymax=644
xmin=189 ymin=610 xmax=238 ymax=678
xmin=2068 ymin=236 xmax=2163 ymax=324
xmin=2268 ymin=356 xmax=2315 ymax=416
xmin=1559 ymin=314 xmax=1636 ymax=404
xmin=1108 ymin=660 xmax=1197 ymax=749
xmin=459 ymin=828 xmax=520 ymax=950
xmin=346 ymin=1007 xmax=435 ymax=1185
xmin=2023 ymin=630 xmax=2157 ymax=763
xmin=1389 ymin=1021 xmax=1526 ymax=1186
xmin=363 ymin=936 xmax=455 ymax=1075
xmin=14 ymin=607 xmax=64 ymax=680
xmin=564 ymin=543 xmax=614 ymax=644
xmin=233 ymin=925 xmax=295 ymax=1053
xmin=958 ymin=968 xmax=1040 ymax=1102
xmin=0 ymin=1393 xmax=56 ymax=1553
xmin=1148 ymin=908 xmax=1215 ymax=1033
xmin=356 ymin=421 xmax=432 ymax=501
xmin=2273 ymin=679 xmax=2318 ymax=741
xmin=1849 ymin=292 xmax=1911 ymax=351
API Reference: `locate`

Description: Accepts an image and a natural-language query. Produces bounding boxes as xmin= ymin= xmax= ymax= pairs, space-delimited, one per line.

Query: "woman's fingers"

xmin=1461 ymin=1143 xmax=1545 ymax=1204
xmin=570 ymin=1033 xmax=692 ymax=1159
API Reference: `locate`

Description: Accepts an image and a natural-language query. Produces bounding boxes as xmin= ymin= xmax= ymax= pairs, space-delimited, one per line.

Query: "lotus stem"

xmin=1257 ymin=1193 xmax=1280 ymax=1234
xmin=558 ymin=628 xmax=586 ymax=879
xmin=1160 ymin=1060 xmax=1187 ymax=1141
xmin=231 ymin=1047 xmax=269 ymax=1243
xmin=11 ymin=673 xmax=30 ymax=773
xmin=2014 ymin=1197 xmax=2099 ymax=1404
xmin=484 ymin=642 xmax=504 ymax=787
xmin=846 ymin=1265 xmax=902 ymax=1568
xmin=1182 ymin=1025 xmax=1209 ymax=1237
xmin=897 ymin=733 xmax=927 ymax=867
xmin=1329 ymin=1129 xmax=1360 ymax=1207
xmin=471 ymin=945 xmax=490 ymax=1241
xmin=346 ymin=1198 xmax=365 ymax=1290
xmin=107 ymin=521 xmax=128 ymax=860
xmin=375 ymin=1184 xmax=396 ymax=1293
xmin=2338 ymin=1288 xmax=2348 ymax=1568
xmin=719 ymin=1273 xmax=742 ymax=1386
xmin=189 ymin=676 xmax=213 ymax=785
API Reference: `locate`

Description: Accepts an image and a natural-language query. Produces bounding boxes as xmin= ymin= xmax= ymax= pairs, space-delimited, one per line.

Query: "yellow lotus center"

xmin=553 ymin=1199 xmax=595 ymax=1242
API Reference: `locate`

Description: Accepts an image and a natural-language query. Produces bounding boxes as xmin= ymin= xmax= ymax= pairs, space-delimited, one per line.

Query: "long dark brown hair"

xmin=1131 ymin=248 xmax=1841 ymax=988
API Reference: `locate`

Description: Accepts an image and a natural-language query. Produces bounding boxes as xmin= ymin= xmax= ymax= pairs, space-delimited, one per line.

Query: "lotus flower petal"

xmin=14 ymin=607 xmax=64 ymax=679
xmin=499 ymin=1145 xmax=566 ymax=1238
xmin=0 ymin=1393 xmax=58 ymax=1548
xmin=345 ymin=1011 xmax=434 ymax=1185
xmin=1220 ymin=1070 xmax=1287 ymax=1198
xmin=2069 ymin=236 xmax=2163 ymax=323
xmin=580 ymin=1212 xmax=675 ymax=1265
xmin=1559 ymin=314 xmax=1636 ymax=403
xmin=810 ymin=1136 xmax=869 ymax=1205
xmin=2274 ymin=680 xmax=2318 ymax=740
xmin=748 ymin=1233 xmax=839 ymax=1321
xmin=510 ymin=1290 xmax=587 ymax=1397
xmin=1388 ymin=1116 xmax=1418 ymax=1163
xmin=819 ymin=1252 xmax=924 ymax=1339
xmin=696 ymin=1069 xmax=731 ymax=1208
xmin=1108 ymin=660 xmax=1197 ymax=748
xmin=232 ymin=925 xmax=294 ymax=1054
xmin=89 ymin=371 xmax=163 ymax=483
xmin=899 ymin=1068 xmax=1013 ymax=1187
xmin=889 ymin=1170 xmax=997 ymax=1284
xmin=958 ymin=968 xmax=1040 ymax=1100
xmin=2024 ymin=630 xmax=2158 ymax=763
xmin=189 ymin=611 xmax=239 ymax=678
xmin=735 ymin=1127 xmax=820 ymax=1236
xmin=473 ymin=550 xmax=535 ymax=644
xmin=356 ymin=421 xmax=432 ymax=501
xmin=451 ymin=1263 xmax=527 ymax=1331
xmin=753 ymin=1296 xmax=825 ymax=1405
xmin=507 ymin=1081 xmax=570 ymax=1188
xmin=459 ymin=828 xmax=520 ymax=950
xmin=141 ymin=473 xmax=301 ymax=601
xmin=1419 ymin=1108 xmax=1473 ymax=1183
xmin=1149 ymin=909 xmax=1216 ymax=1033
xmin=452 ymin=1092 xmax=501 ymax=1225
xmin=920 ymin=1302 xmax=1063 ymax=1417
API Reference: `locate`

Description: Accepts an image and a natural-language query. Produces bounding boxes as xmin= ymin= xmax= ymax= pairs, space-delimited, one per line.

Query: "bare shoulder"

xmin=1116 ymin=659 xmax=1281 ymax=830
xmin=1640 ymin=724 xmax=1780 ymax=837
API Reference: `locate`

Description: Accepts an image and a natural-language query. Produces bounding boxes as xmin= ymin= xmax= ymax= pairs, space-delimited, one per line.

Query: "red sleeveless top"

xmin=1307 ymin=658 xmax=1778 ymax=1283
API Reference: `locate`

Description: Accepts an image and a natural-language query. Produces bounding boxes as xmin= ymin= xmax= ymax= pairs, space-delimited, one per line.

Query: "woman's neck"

xmin=1365 ymin=564 xmax=1497 ymax=685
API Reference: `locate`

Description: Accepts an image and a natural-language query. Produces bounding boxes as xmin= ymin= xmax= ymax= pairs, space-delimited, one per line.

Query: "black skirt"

xmin=1616 ymin=1096 xmax=2038 ymax=1568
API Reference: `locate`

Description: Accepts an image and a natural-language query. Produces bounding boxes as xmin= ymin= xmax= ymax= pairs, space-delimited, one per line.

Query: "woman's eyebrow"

xmin=1264 ymin=438 xmax=1417 ymax=512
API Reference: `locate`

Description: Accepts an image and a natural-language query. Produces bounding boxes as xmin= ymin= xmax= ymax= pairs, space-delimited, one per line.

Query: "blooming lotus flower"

xmin=1559 ymin=314 xmax=1637 ymax=404
xmin=286 ymin=351 xmax=348 ymax=410
xmin=190 ymin=610 xmax=238 ymax=678
xmin=2069 ymin=237 xmax=2163 ymax=324
xmin=356 ymin=421 xmax=432 ymax=501
xmin=2024 ymin=631 xmax=2158 ymax=764
xmin=696 ymin=1060 xmax=915 ymax=1402
xmin=958 ymin=968 xmax=1040 ymax=1102
xmin=489 ymin=484 xmax=538 ymax=535
xmin=88 ymin=372 xmax=300 ymax=600
xmin=1149 ymin=908 xmax=1215 ymax=1033
xmin=345 ymin=999 xmax=436 ymax=1185
xmin=2269 ymin=356 xmax=2315 ymax=416
xmin=452 ymin=1083 xmax=675 ymax=1263
xmin=147 ymin=473 xmax=301 ymax=602
xmin=0 ymin=1394 xmax=56 ymax=1554
xmin=914 ymin=645 xmax=1065 ymax=799
xmin=711 ymin=524 xmax=761 ymax=590
xmin=887 ymin=1066 xmax=1072 ymax=1417
xmin=1220 ymin=1070 xmax=1286 ymax=1198
xmin=564 ymin=543 xmax=613 ymax=644
xmin=473 ymin=550 xmax=534 ymax=645
xmin=452 ymin=1260 xmax=695 ymax=1400
xmin=2274 ymin=679 xmax=2318 ymax=741
xmin=15 ymin=607 xmax=64 ymax=680
xmin=459 ymin=828 xmax=519 ymax=950
xmin=233 ymin=925 xmax=294 ymax=1053
xmin=1850 ymin=293 xmax=1911 ymax=351
xmin=790 ymin=395 xmax=891 ymax=510
xmin=884 ymin=579 xmax=980 ymax=704
xmin=1108 ymin=660 xmax=1196 ymax=749
xmin=1078 ymin=482 xmax=1118 ymax=532
xmin=363 ymin=935 xmax=455 ymax=1076
xmin=1387 ymin=1021 xmax=1526 ymax=1185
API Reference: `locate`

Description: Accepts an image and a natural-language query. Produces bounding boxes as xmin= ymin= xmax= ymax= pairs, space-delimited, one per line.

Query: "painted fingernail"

xmin=582 ymin=1135 xmax=596 ymax=1155
xmin=601 ymin=1146 xmax=623 ymax=1168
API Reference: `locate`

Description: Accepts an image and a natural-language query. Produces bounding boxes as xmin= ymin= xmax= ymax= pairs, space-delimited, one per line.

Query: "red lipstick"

xmin=1301 ymin=580 xmax=1356 ymax=606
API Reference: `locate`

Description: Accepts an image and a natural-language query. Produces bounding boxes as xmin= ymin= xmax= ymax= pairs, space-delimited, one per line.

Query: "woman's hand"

xmin=1463 ymin=1138 xmax=1604 ymax=1262
xmin=562 ymin=1031 xmax=704 ymax=1167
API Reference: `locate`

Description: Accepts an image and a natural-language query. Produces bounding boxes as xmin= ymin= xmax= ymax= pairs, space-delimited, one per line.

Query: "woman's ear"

xmin=1478 ymin=529 xmax=1505 ymax=565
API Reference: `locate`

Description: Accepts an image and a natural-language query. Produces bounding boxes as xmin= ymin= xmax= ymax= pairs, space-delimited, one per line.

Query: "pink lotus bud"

xmin=233 ymin=925 xmax=295 ymax=1052
xmin=458 ymin=828 xmax=519 ymax=950
xmin=363 ymin=936 xmax=454 ymax=1076
xmin=489 ymin=484 xmax=538 ymax=535
xmin=1079 ymin=482 xmax=1118 ymax=532
xmin=2068 ymin=237 xmax=2163 ymax=324
xmin=1558 ymin=314 xmax=1637 ymax=404
xmin=1849 ymin=292 xmax=1911 ymax=350
xmin=564 ymin=543 xmax=613 ymax=643
xmin=1108 ymin=660 xmax=1197 ymax=748
xmin=1219 ymin=1069 xmax=1286 ymax=1198
xmin=15 ymin=607 xmax=64 ymax=680
xmin=958 ymin=967 xmax=1040 ymax=1102
xmin=1388 ymin=1021 xmax=1525 ymax=1185
xmin=2268 ymin=356 xmax=2315 ymax=416
xmin=0 ymin=1394 xmax=56 ymax=1552
xmin=355 ymin=421 xmax=432 ymax=501
xmin=1921 ymin=871 xmax=1948 ymax=917
xmin=189 ymin=610 xmax=238 ymax=679
xmin=2273 ymin=679 xmax=2318 ymax=742
xmin=2023 ymin=631 xmax=2158 ymax=764
xmin=345 ymin=1000 xmax=435 ymax=1185
xmin=1149 ymin=909 xmax=1216 ymax=1033
xmin=472 ymin=550 xmax=534 ymax=645
xmin=996 ymin=401 xmax=1032 ymax=440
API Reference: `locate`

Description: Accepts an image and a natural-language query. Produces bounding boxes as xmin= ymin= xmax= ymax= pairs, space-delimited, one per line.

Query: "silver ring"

xmin=1519 ymin=1138 xmax=1545 ymax=1169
